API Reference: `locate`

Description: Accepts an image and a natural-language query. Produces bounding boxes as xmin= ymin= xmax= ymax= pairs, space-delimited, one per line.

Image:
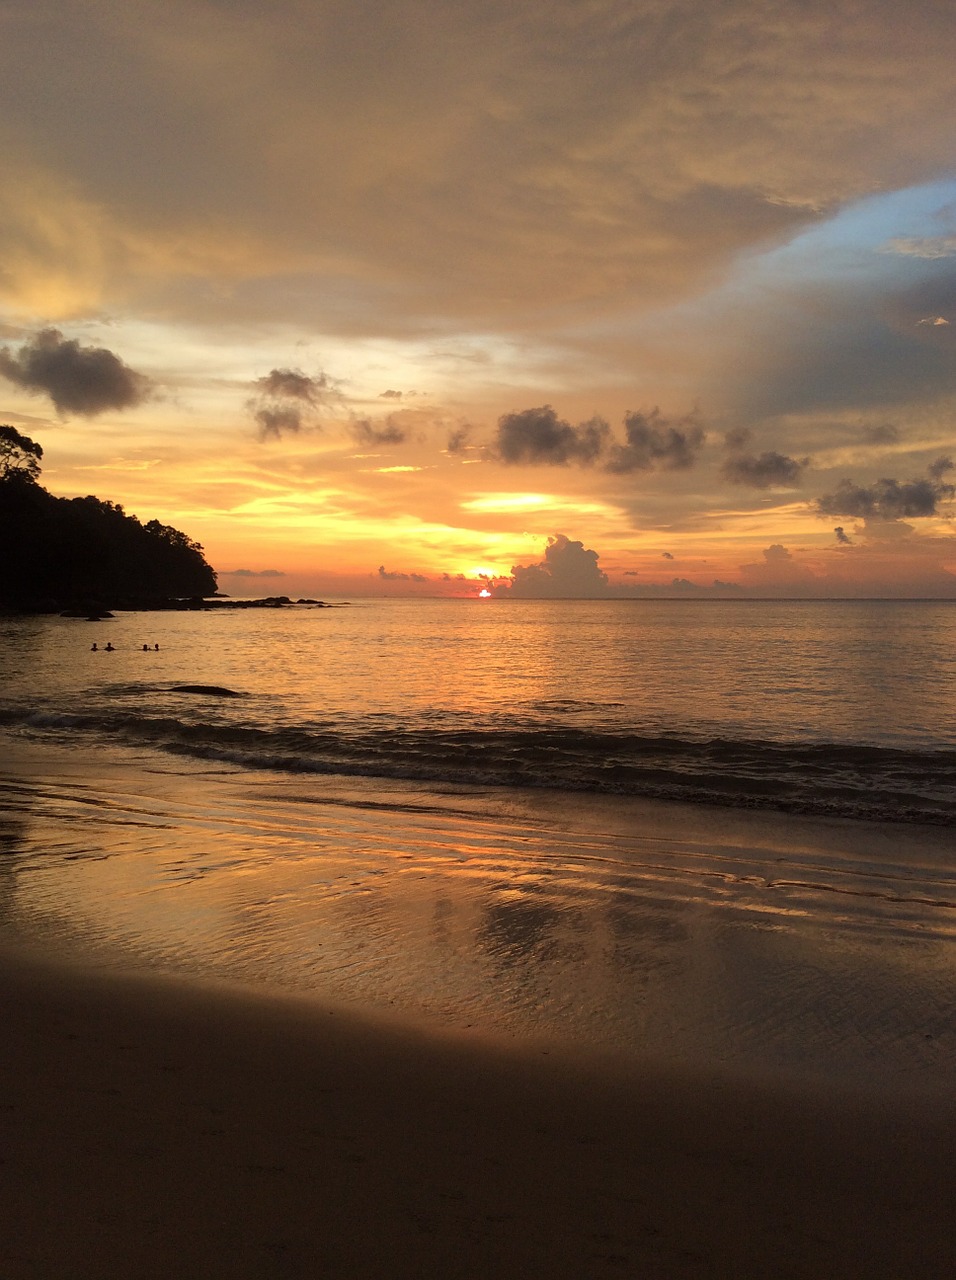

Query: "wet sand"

xmin=3 ymin=941 xmax=955 ymax=1279
xmin=2 ymin=737 xmax=955 ymax=1275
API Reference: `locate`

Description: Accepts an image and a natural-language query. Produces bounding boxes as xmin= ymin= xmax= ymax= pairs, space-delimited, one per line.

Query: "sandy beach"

xmin=2 ymin=725 xmax=955 ymax=1277
xmin=3 ymin=940 xmax=955 ymax=1279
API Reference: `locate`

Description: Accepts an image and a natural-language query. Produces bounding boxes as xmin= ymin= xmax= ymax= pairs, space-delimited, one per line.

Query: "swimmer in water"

xmin=91 ymin=642 xmax=98 ymax=651
xmin=105 ymin=642 xmax=115 ymax=652
xmin=142 ymin=644 xmax=149 ymax=651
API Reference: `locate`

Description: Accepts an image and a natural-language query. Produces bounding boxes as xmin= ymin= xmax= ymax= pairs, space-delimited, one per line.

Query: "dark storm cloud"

xmin=495 ymin=406 xmax=609 ymax=467
xmin=351 ymin=417 xmax=408 ymax=446
xmin=248 ymin=367 xmax=335 ymax=440
xmin=817 ymin=459 xmax=955 ymax=519
xmin=834 ymin=526 xmax=853 ymax=545
xmin=721 ymin=429 xmax=808 ymax=488
xmin=604 ymin=409 xmax=705 ymax=474
xmin=0 ymin=328 xmax=152 ymax=417
xmin=497 ymin=534 xmax=609 ymax=598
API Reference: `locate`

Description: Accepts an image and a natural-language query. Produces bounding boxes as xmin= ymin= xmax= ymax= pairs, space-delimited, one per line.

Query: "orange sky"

xmin=2 ymin=0 xmax=955 ymax=597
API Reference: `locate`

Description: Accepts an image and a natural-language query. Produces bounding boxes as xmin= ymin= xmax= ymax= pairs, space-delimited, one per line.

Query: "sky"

xmin=2 ymin=0 xmax=956 ymax=598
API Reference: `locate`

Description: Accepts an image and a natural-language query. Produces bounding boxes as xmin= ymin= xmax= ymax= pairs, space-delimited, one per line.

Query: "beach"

xmin=2 ymin=736 xmax=956 ymax=1278
xmin=4 ymin=941 xmax=955 ymax=1280
xmin=2 ymin=602 xmax=955 ymax=1275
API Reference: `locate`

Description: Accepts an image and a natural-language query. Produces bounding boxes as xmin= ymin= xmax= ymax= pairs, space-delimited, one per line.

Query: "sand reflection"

xmin=2 ymin=736 xmax=955 ymax=1079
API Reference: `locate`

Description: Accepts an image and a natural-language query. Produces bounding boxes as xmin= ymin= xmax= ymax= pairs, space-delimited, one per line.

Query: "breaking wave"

xmin=2 ymin=702 xmax=954 ymax=825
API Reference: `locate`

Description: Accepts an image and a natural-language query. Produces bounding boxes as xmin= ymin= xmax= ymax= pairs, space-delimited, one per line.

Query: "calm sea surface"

xmin=2 ymin=598 xmax=955 ymax=823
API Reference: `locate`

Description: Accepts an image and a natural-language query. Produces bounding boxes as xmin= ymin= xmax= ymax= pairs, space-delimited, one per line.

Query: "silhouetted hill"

xmin=0 ymin=426 xmax=217 ymax=611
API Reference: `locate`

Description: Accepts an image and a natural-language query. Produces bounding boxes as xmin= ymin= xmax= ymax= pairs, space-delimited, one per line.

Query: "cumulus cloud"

xmin=737 ymin=542 xmax=820 ymax=592
xmin=835 ymin=526 xmax=853 ymax=545
xmin=0 ymin=328 xmax=152 ymax=417
xmin=605 ymin=409 xmax=705 ymax=474
xmin=378 ymin=565 xmax=428 ymax=582
xmin=248 ymin=367 xmax=335 ymax=440
xmin=495 ymin=406 xmax=608 ymax=467
xmin=721 ymin=428 xmax=808 ymax=488
xmin=817 ymin=458 xmax=955 ymax=520
xmin=494 ymin=404 xmax=706 ymax=474
xmin=497 ymin=534 xmax=609 ymax=598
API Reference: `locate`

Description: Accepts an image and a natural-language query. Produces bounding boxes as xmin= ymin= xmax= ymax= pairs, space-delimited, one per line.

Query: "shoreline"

xmin=3 ymin=941 xmax=955 ymax=1279
xmin=3 ymin=730 xmax=955 ymax=1085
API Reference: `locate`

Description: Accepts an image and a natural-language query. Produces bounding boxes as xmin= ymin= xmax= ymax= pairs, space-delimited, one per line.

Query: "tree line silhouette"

xmin=0 ymin=425 xmax=217 ymax=610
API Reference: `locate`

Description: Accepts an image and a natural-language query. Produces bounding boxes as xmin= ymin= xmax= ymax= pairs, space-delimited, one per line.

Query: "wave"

xmin=2 ymin=702 xmax=955 ymax=824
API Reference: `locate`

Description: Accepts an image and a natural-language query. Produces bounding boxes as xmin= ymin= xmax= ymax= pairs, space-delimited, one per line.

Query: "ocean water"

xmin=2 ymin=597 xmax=956 ymax=822
xmin=1 ymin=599 xmax=954 ymax=1075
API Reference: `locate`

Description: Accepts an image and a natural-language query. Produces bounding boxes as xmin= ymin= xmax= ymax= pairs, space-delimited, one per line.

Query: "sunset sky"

xmin=2 ymin=0 xmax=956 ymax=597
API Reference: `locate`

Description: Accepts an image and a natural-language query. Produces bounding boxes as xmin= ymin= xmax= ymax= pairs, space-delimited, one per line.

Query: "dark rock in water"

xmin=170 ymin=684 xmax=244 ymax=697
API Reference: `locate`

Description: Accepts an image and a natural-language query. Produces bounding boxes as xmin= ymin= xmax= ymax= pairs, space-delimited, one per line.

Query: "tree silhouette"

xmin=0 ymin=432 xmax=216 ymax=608
xmin=0 ymin=425 xmax=43 ymax=484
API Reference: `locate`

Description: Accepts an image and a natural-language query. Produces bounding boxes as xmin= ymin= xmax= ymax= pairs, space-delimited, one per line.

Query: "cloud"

xmin=737 ymin=542 xmax=820 ymax=592
xmin=689 ymin=182 xmax=956 ymax=421
xmin=834 ymin=526 xmax=853 ymax=545
xmin=252 ymin=407 xmax=307 ymax=440
xmin=378 ymin=565 xmax=428 ymax=582
xmin=861 ymin=423 xmax=901 ymax=444
xmin=352 ymin=417 xmax=408 ymax=446
xmin=495 ymin=406 xmax=608 ymax=467
xmin=817 ymin=459 xmax=955 ymax=520
xmin=662 ymin=551 xmax=674 ymax=559
xmin=0 ymin=328 xmax=152 ymax=417
xmin=763 ymin=544 xmax=792 ymax=563
xmin=721 ymin=428 xmax=808 ymax=488
xmin=886 ymin=237 xmax=956 ymax=260
xmin=446 ymin=425 xmax=472 ymax=454
xmin=497 ymin=534 xmax=609 ymax=598
xmin=493 ymin=404 xmax=706 ymax=475
xmin=220 ymin=567 xmax=286 ymax=578
xmin=605 ymin=410 xmax=705 ymax=474
xmin=248 ymin=367 xmax=335 ymax=440
xmin=6 ymin=0 xmax=956 ymax=359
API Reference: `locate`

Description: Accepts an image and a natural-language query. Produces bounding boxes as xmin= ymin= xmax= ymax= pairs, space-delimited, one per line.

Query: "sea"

xmin=1 ymin=598 xmax=954 ymax=1080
